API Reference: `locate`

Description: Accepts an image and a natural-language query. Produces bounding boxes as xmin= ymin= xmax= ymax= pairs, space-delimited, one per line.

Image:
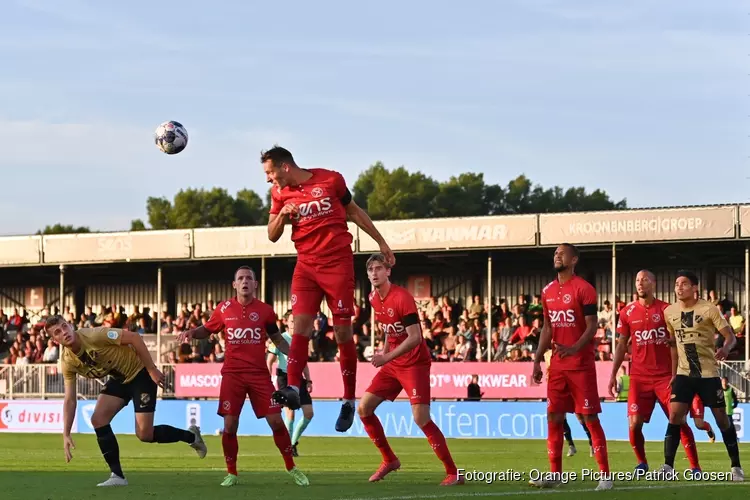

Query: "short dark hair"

xmin=560 ymin=243 xmax=579 ymax=258
xmin=366 ymin=253 xmax=391 ymax=270
xmin=43 ymin=315 xmax=66 ymax=333
xmin=234 ymin=265 xmax=256 ymax=280
xmin=676 ymin=269 xmax=699 ymax=286
xmin=260 ymin=145 xmax=295 ymax=168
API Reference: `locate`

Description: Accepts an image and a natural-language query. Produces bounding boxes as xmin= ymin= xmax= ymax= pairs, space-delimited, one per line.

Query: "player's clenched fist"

xmin=177 ymin=329 xmax=194 ymax=344
xmin=532 ymin=362 xmax=544 ymax=385
xmin=63 ymin=435 xmax=75 ymax=462
xmin=279 ymin=203 xmax=298 ymax=217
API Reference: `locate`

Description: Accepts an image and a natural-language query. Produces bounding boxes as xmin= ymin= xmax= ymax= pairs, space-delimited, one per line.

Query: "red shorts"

xmin=291 ymin=253 xmax=354 ymax=325
xmin=689 ymin=394 xmax=705 ymax=419
xmin=366 ymin=363 xmax=431 ymax=405
xmin=218 ymin=372 xmax=281 ymax=419
xmin=627 ymin=375 xmax=671 ymax=423
xmin=547 ymin=367 xmax=601 ymax=415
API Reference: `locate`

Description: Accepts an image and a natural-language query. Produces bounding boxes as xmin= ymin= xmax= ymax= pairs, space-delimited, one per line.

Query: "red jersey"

xmin=203 ymin=297 xmax=279 ymax=375
xmin=542 ymin=275 xmax=598 ymax=371
xmin=616 ymin=298 xmax=672 ymax=378
xmin=269 ymin=168 xmax=353 ymax=264
xmin=369 ymin=284 xmax=431 ymax=368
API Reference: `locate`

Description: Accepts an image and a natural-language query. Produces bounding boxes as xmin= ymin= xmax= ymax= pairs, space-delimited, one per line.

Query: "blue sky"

xmin=0 ymin=0 xmax=746 ymax=235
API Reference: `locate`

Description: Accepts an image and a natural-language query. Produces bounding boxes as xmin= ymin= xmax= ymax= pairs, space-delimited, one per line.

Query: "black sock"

xmin=563 ymin=420 xmax=574 ymax=446
xmin=581 ymin=421 xmax=592 ymax=446
xmin=721 ymin=423 xmax=742 ymax=468
xmin=664 ymin=423 xmax=681 ymax=468
xmin=95 ymin=424 xmax=124 ymax=479
xmin=153 ymin=425 xmax=195 ymax=444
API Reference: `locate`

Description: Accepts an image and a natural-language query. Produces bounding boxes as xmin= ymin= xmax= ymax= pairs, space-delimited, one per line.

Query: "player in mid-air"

xmin=531 ymin=243 xmax=612 ymax=490
xmin=659 ymin=270 xmax=744 ymax=481
xmin=359 ymin=253 xmax=462 ymax=486
xmin=267 ymin=312 xmax=314 ymax=456
xmin=179 ymin=266 xmax=309 ymax=487
xmin=47 ymin=316 xmax=206 ymax=487
xmin=262 ymin=146 xmax=394 ymax=432
xmin=608 ymin=270 xmax=701 ymax=472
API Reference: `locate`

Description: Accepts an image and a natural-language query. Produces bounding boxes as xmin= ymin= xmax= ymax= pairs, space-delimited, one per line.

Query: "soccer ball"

xmin=154 ymin=121 xmax=188 ymax=154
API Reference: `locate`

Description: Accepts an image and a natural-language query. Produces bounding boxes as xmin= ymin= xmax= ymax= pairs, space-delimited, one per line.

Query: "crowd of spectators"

xmin=0 ymin=288 xmax=745 ymax=366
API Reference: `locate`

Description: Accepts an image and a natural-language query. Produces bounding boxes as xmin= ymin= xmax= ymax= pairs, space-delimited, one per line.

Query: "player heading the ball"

xmin=359 ymin=253 xmax=463 ymax=486
xmin=262 ymin=146 xmax=394 ymax=433
xmin=179 ymin=266 xmax=309 ymax=487
xmin=47 ymin=317 xmax=207 ymax=487
xmin=531 ymin=243 xmax=612 ymax=491
xmin=657 ymin=270 xmax=744 ymax=482
xmin=610 ymin=270 xmax=701 ymax=473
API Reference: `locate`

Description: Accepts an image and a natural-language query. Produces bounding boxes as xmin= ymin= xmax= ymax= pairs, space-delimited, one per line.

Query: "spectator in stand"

xmin=43 ymin=338 xmax=58 ymax=362
xmin=425 ymin=296 xmax=441 ymax=321
xmin=454 ymin=335 xmax=471 ymax=361
xmin=729 ymin=307 xmax=744 ymax=336
xmin=527 ymin=295 xmax=543 ymax=323
xmin=519 ymin=348 xmax=533 ymax=362
xmin=441 ymin=296 xmax=454 ymax=326
xmin=495 ymin=317 xmax=513 ymax=361
xmin=468 ymin=295 xmax=484 ymax=321
xmin=598 ymin=301 xmax=614 ymax=331
xmin=509 ymin=316 xmax=532 ymax=345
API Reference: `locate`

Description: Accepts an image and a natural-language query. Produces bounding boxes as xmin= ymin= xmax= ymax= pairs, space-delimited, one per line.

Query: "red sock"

xmin=272 ymin=427 xmax=295 ymax=471
xmin=421 ymin=420 xmax=457 ymax=475
xmin=697 ymin=421 xmax=713 ymax=434
xmin=222 ymin=432 xmax=238 ymax=476
xmin=629 ymin=427 xmax=647 ymax=464
xmin=337 ymin=338 xmax=358 ymax=400
xmin=287 ymin=333 xmax=309 ymax=388
xmin=680 ymin=424 xmax=700 ymax=469
xmin=586 ymin=419 xmax=610 ymax=474
xmin=547 ymin=420 xmax=564 ymax=473
xmin=361 ymin=414 xmax=398 ymax=462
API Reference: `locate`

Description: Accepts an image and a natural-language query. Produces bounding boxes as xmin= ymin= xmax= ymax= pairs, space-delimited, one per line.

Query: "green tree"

xmin=351 ymin=164 xmax=625 ymax=219
xmin=37 ymin=224 xmax=91 ymax=235
xmin=130 ymin=219 xmax=147 ymax=231
xmin=133 ymin=188 xmax=268 ymax=230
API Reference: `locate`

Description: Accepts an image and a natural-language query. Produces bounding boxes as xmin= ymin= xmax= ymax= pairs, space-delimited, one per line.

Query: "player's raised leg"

xmin=292 ymin=402 xmax=314 ymax=453
xmin=130 ymin=369 xmax=206 ymax=456
xmin=358 ymin=391 xmax=400 ymax=481
xmin=690 ymin=395 xmax=715 ymax=442
xmin=324 ymin=257 xmax=358 ymax=432
xmin=89 ymin=394 xmax=128 ymax=487
xmin=273 ymin=265 xmax=321 ymax=411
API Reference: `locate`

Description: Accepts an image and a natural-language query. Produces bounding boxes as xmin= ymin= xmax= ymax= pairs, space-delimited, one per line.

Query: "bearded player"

xmin=179 ymin=266 xmax=309 ymax=487
xmin=608 ymin=270 xmax=701 ymax=473
xmin=359 ymin=253 xmax=462 ymax=486
xmin=531 ymin=243 xmax=612 ymax=491
xmin=263 ymin=146 xmax=394 ymax=432
xmin=658 ymin=270 xmax=743 ymax=481
xmin=47 ymin=317 xmax=206 ymax=487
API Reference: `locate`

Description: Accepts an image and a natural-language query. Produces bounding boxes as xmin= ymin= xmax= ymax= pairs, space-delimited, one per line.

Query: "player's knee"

xmin=223 ymin=417 xmax=239 ymax=434
xmin=357 ymin=403 xmax=374 ymax=418
xmin=332 ymin=316 xmax=353 ymax=332
xmin=135 ymin=427 xmax=154 ymax=442
xmin=266 ymin=414 xmax=285 ymax=431
xmin=90 ymin=413 xmax=112 ymax=429
xmin=302 ymin=408 xmax=314 ymax=420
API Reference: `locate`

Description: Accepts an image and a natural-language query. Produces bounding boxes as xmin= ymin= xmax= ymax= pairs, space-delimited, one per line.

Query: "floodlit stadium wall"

xmin=0 ymin=399 xmax=744 ymax=442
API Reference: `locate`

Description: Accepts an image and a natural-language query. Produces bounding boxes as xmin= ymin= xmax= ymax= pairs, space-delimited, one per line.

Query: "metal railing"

xmin=3 ymin=362 xmax=750 ymax=402
xmin=0 ymin=363 xmax=178 ymax=400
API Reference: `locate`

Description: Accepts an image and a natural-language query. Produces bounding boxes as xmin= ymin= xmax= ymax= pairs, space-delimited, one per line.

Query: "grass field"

xmin=0 ymin=433 xmax=748 ymax=499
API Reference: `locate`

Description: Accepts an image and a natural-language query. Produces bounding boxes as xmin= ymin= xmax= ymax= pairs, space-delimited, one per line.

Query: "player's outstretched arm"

xmin=268 ymin=329 xmax=290 ymax=356
xmin=345 ymin=201 xmax=395 ymax=265
xmin=62 ymin=379 xmax=77 ymax=462
xmin=120 ymin=330 xmax=164 ymax=386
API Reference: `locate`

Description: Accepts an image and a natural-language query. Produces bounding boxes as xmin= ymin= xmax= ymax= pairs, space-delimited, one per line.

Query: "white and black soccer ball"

xmin=154 ymin=120 xmax=188 ymax=154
